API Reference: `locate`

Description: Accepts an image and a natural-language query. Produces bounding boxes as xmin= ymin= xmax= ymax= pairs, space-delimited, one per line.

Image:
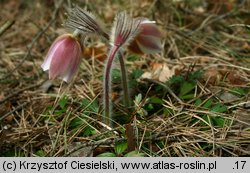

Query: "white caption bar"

xmin=0 ymin=157 xmax=249 ymax=173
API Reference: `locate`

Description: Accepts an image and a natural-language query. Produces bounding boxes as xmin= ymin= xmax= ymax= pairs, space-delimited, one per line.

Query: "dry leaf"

xmin=67 ymin=144 xmax=93 ymax=157
xmin=93 ymin=146 xmax=113 ymax=156
xmin=3 ymin=115 xmax=14 ymax=124
xmin=242 ymin=42 xmax=250 ymax=51
xmin=83 ymin=43 xmax=107 ymax=61
xmin=140 ymin=63 xmax=175 ymax=82
xmin=125 ymin=123 xmax=136 ymax=152
xmin=204 ymin=67 xmax=222 ymax=84
xmin=0 ymin=102 xmax=12 ymax=118
xmin=207 ymin=0 xmax=234 ymax=14
xmin=219 ymin=92 xmax=240 ymax=103
xmin=227 ymin=70 xmax=247 ymax=85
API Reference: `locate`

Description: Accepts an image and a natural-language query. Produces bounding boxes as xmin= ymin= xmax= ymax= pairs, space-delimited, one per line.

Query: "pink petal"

xmin=48 ymin=36 xmax=81 ymax=81
xmin=136 ymin=35 xmax=162 ymax=54
xmin=61 ymin=44 xmax=81 ymax=82
xmin=41 ymin=36 xmax=69 ymax=71
xmin=140 ymin=23 xmax=162 ymax=38
xmin=128 ymin=18 xmax=162 ymax=54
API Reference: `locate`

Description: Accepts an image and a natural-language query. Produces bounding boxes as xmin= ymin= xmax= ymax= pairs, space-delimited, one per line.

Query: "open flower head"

xmin=128 ymin=18 xmax=162 ymax=54
xmin=41 ymin=34 xmax=81 ymax=83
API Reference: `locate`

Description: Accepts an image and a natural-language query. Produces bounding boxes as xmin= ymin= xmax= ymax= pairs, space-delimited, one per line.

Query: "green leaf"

xmin=200 ymin=142 xmax=213 ymax=151
xmin=127 ymin=55 xmax=140 ymax=61
xmin=179 ymin=81 xmax=196 ymax=98
xmin=69 ymin=117 xmax=83 ymax=128
xmin=83 ymin=126 xmax=96 ymax=136
xmin=149 ymin=96 xmax=163 ymax=104
xmin=163 ymin=108 xmax=174 ymax=116
xmin=59 ymin=95 xmax=68 ymax=109
xmin=202 ymin=115 xmax=226 ymax=128
xmin=81 ymin=98 xmax=99 ymax=113
xmin=167 ymin=75 xmax=184 ymax=85
xmin=131 ymin=69 xmax=143 ymax=79
xmin=189 ymin=70 xmax=204 ymax=80
xmin=195 ymin=98 xmax=202 ymax=106
xmin=202 ymin=99 xmax=213 ymax=109
xmin=35 ymin=150 xmax=45 ymax=157
xmin=201 ymin=115 xmax=210 ymax=124
xmin=211 ymin=117 xmax=225 ymax=127
xmin=112 ymin=68 xmax=121 ymax=83
xmin=115 ymin=141 xmax=128 ymax=155
xmin=211 ymin=104 xmax=227 ymax=113
xmin=230 ymin=87 xmax=248 ymax=96
xmin=135 ymin=93 xmax=142 ymax=103
xmin=124 ymin=151 xmax=145 ymax=157
xmin=97 ymin=152 xmax=116 ymax=157
xmin=146 ymin=103 xmax=154 ymax=110
xmin=181 ymin=93 xmax=194 ymax=100
xmin=155 ymin=85 xmax=164 ymax=92
xmin=54 ymin=109 xmax=66 ymax=115
xmin=3 ymin=150 xmax=16 ymax=156
xmin=81 ymin=98 xmax=90 ymax=107
xmin=119 ymin=127 xmax=126 ymax=135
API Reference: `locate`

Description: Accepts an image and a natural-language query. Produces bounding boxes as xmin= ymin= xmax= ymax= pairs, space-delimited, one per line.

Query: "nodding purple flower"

xmin=128 ymin=19 xmax=162 ymax=54
xmin=41 ymin=6 xmax=163 ymax=126
xmin=41 ymin=33 xmax=82 ymax=83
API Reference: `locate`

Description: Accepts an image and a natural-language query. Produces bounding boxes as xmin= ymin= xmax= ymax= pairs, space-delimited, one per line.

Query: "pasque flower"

xmin=42 ymin=6 xmax=162 ymax=126
xmin=41 ymin=33 xmax=82 ymax=83
xmin=103 ymin=12 xmax=142 ymax=125
xmin=128 ymin=19 xmax=162 ymax=54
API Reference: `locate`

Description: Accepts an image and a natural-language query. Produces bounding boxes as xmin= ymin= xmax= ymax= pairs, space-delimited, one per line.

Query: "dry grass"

xmin=0 ymin=0 xmax=249 ymax=156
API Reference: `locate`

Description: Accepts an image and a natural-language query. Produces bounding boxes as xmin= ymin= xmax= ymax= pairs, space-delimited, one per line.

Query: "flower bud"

xmin=41 ymin=34 xmax=82 ymax=82
xmin=128 ymin=19 xmax=162 ymax=54
xmin=110 ymin=11 xmax=141 ymax=48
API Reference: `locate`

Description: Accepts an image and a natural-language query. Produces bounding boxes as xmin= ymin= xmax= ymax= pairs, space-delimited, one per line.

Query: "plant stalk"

xmin=118 ymin=52 xmax=130 ymax=110
xmin=104 ymin=45 xmax=119 ymax=126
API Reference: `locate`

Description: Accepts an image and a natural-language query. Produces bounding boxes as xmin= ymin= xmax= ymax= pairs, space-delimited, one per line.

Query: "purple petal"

xmin=41 ymin=35 xmax=69 ymax=71
xmin=128 ymin=19 xmax=162 ymax=54
xmin=46 ymin=35 xmax=81 ymax=82
xmin=137 ymin=35 xmax=162 ymax=54
xmin=140 ymin=22 xmax=162 ymax=38
xmin=61 ymin=44 xmax=81 ymax=82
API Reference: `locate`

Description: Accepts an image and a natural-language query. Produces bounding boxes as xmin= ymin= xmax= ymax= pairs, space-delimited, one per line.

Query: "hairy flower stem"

xmin=104 ymin=45 xmax=119 ymax=126
xmin=118 ymin=52 xmax=130 ymax=110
